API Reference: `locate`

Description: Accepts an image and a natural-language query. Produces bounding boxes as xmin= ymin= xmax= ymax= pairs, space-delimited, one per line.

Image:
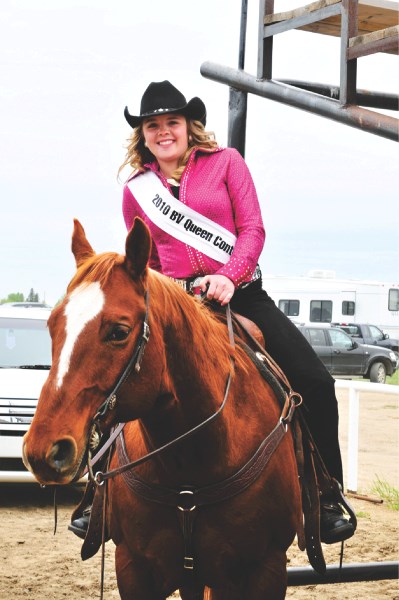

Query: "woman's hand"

xmin=199 ymin=274 xmax=235 ymax=306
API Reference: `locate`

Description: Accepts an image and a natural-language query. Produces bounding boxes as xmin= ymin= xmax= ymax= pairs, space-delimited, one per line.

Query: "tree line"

xmin=0 ymin=288 xmax=41 ymax=305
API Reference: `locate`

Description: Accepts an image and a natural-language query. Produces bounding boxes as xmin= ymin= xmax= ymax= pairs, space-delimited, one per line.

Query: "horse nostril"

xmin=47 ymin=437 xmax=77 ymax=473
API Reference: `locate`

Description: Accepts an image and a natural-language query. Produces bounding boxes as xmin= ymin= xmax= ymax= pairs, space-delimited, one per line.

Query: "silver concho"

xmin=89 ymin=425 xmax=101 ymax=450
xmin=255 ymin=351 xmax=267 ymax=363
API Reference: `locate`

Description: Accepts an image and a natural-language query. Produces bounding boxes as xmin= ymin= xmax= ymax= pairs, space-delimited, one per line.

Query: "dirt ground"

xmin=1 ymin=388 xmax=398 ymax=599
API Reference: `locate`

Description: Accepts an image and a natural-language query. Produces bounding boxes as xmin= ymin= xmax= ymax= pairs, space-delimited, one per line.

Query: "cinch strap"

xmin=128 ymin=171 xmax=237 ymax=264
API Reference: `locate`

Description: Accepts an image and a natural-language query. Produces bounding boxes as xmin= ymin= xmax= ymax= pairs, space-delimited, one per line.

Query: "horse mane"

xmin=67 ymin=252 xmax=124 ymax=293
xmin=67 ymin=252 xmax=247 ymax=374
xmin=148 ymin=270 xmax=248 ymax=374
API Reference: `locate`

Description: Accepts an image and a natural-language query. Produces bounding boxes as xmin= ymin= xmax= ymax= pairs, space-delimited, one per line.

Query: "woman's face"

xmin=142 ymin=113 xmax=189 ymax=171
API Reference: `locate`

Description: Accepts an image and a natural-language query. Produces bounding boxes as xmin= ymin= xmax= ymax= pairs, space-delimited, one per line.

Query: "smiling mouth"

xmin=158 ymin=140 xmax=174 ymax=146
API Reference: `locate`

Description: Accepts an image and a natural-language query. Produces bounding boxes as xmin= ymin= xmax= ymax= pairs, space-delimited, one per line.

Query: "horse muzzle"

xmin=22 ymin=434 xmax=81 ymax=485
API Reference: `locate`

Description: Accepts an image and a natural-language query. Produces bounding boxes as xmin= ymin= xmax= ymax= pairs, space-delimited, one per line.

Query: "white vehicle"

xmin=0 ymin=305 xmax=52 ymax=482
xmin=262 ymin=270 xmax=399 ymax=337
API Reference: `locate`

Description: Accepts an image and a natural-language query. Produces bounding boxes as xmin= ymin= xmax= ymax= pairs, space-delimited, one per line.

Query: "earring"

xmin=188 ymin=135 xmax=193 ymax=143
xmin=144 ymin=142 xmax=148 ymax=147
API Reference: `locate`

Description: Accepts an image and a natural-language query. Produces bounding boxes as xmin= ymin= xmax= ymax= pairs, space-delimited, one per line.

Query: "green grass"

xmin=386 ymin=369 xmax=398 ymax=385
xmin=356 ymin=510 xmax=370 ymax=519
xmin=370 ymin=477 xmax=399 ymax=510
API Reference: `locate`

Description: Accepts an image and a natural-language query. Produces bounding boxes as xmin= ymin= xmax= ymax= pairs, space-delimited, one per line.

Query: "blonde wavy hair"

xmin=118 ymin=118 xmax=219 ymax=182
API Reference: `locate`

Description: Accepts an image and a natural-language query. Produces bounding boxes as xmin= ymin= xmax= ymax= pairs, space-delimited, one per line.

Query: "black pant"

xmin=230 ymin=279 xmax=344 ymax=486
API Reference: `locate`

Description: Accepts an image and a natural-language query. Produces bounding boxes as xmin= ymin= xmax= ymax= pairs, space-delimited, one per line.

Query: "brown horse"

xmin=23 ymin=218 xmax=302 ymax=599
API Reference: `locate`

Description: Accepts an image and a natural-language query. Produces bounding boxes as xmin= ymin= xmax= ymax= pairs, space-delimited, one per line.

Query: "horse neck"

xmin=156 ymin=279 xmax=232 ymax=408
xmin=139 ymin=277 xmax=236 ymax=472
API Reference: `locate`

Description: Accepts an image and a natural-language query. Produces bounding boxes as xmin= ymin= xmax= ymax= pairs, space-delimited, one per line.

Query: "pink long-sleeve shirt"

xmin=122 ymin=146 xmax=265 ymax=287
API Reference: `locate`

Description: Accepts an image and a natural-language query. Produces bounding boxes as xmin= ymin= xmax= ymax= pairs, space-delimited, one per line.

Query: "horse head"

xmin=23 ymin=217 xmax=165 ymax=485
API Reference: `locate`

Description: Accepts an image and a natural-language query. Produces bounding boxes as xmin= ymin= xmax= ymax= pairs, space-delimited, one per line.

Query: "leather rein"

xmin=86 ymin=288 xmax=237 ymax=483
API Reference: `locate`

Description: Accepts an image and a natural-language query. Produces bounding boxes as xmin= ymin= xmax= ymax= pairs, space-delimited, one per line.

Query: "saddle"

xmin=74 ymin=309 xmax=357 ymax=575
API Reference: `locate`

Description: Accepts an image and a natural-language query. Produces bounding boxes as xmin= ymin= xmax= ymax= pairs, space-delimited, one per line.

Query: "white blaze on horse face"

xmin=56 ymin=282 xmax=105 ymax=388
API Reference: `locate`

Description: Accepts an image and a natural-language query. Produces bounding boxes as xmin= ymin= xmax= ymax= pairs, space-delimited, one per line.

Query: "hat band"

xmin=141 ymin=107 xmax=181 ymax=117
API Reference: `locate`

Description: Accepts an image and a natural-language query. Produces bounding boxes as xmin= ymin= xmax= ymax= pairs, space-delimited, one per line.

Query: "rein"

xmin=90 ymin=302 xmax=236 ymax=485
xmin=116 ymin=406 xmax=298 ymax=504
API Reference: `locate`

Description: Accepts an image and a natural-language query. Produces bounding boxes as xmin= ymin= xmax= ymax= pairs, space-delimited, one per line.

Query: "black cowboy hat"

xmin=124 ymin=80 xmax=207 ymax=128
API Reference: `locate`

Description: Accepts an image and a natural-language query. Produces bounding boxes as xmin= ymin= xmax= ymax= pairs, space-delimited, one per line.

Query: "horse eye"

xmin=107 ymin=325 xmax=131 ymax=343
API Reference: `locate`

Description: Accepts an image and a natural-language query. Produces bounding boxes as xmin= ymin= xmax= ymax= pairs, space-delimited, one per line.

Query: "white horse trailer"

xmin=262 ymin=271 xmax=399 ymax=337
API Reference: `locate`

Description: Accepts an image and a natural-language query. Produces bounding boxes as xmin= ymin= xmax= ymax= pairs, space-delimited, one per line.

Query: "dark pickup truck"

xmin=332 ymin=323 xmax=399 ymax=355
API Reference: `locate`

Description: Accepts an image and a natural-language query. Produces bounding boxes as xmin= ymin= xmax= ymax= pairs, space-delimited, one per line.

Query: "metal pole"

xmin=347 ymin=386 xmax=359 ymax=492
xmin=287 ymin=561 xmax=399 ymax=586
xmin=277 ymin=80 xmax=399 ymax=111
xmin=227 ymin=0 xmax=248 ymax=156
xmin=238 ymin=0 xmax=248 ymax=70
xmin=201 ymin=61 xmax=399 ymax=141
xmin=228 ymin=89 xmax=248 ymax=156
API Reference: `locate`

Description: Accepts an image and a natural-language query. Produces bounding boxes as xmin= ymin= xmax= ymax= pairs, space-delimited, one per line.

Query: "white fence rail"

xmin=335 ymin=379 xmax=399 ymax=492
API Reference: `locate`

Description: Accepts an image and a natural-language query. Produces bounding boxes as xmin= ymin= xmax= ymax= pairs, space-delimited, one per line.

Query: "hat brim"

xmin=124 ymin=96 xmax=207 ymax=128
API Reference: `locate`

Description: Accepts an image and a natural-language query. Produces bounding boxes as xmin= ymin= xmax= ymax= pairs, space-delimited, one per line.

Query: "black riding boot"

xmin=320 ymin=499 xmax=355 ymax=544
xmin=68 ymin=506 xmax=91 ymax=540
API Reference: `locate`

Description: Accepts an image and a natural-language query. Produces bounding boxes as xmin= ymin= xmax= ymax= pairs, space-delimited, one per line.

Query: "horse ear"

xmin=125 ymin=217 xmax=151 ymax=280
xmin=72 ymin=219 xmax=95 ymax=267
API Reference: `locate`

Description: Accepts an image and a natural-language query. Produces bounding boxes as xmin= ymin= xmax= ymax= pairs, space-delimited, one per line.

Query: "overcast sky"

xmin=1 ymin=0 xmax=398 ymax=306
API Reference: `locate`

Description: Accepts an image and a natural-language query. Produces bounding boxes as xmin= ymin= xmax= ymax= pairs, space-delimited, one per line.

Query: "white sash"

xmin=128 ymin=171 xmax=237 ymax=264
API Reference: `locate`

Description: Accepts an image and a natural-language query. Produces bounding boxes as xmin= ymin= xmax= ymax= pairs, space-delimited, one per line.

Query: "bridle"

xmin=85 ymin=287 xmax=237 ymax=484
xmin=84 ymin=289 xmax=150 ymax=480
xmin=92 ymin=290 xmax=151 ymax=421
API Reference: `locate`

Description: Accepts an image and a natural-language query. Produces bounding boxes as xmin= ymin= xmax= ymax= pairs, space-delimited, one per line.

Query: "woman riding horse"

xmin=71 ymin=79 xmax=355 ymax=545
xmin=23 ymin=217 xmax=305 ymax=598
